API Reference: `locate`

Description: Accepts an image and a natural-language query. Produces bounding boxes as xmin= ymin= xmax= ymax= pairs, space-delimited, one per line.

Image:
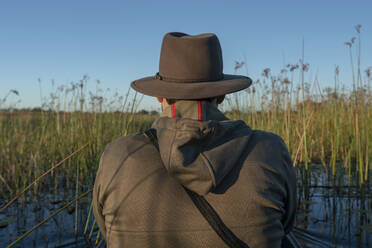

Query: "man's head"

xmin=131 ymin=32 xmax=252 ymax=101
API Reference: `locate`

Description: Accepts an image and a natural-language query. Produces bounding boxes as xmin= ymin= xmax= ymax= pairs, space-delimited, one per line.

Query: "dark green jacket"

xmin=93 ymin=100 xmax=297 ymax=247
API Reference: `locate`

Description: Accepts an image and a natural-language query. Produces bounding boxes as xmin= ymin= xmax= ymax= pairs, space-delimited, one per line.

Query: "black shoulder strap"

xmin=144 ymin=128 xmax=249 ymax=248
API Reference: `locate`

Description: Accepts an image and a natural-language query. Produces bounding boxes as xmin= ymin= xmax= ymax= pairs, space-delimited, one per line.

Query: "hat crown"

xmin=159 ymin=32 xmax=223 ymax=82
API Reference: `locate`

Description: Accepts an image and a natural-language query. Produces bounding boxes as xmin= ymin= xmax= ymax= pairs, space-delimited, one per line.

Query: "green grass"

xmin=0 ymin=104 xmax=156 ymax=197
xmin=0 ymin=25 xmax=371 ymax=198
xmin=0 ymin=72 xmax=371 ymax=198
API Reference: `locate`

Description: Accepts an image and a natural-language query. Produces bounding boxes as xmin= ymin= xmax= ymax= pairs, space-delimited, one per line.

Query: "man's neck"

xmin=160 ymin=100 xmax=228 ymax=121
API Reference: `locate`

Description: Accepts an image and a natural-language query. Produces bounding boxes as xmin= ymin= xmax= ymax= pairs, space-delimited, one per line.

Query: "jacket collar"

xmin=160 ymin=100 xmax=228 ymax=121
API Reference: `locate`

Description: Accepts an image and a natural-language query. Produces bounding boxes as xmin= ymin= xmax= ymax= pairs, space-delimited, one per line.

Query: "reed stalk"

xmin=300 ymin=39 xmax=309 ymax=170
xmin=84 ymin=201 xmax=94 ymax=236
xmin=75 ymin=157 xmax=80 ymax=235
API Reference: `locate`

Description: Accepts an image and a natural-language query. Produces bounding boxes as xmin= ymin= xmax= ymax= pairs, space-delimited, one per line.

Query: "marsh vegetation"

xmin=0 ymin=25 xmax=371 ymax=247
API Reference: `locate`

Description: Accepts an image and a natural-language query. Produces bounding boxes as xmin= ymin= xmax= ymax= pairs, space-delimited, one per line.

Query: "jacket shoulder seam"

xmin=100 ymin=140 xmax=152 ymax=201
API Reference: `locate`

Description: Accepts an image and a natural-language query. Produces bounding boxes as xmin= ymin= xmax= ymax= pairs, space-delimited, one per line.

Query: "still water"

xmin=0 ymin=164 xmax=371 ymax=247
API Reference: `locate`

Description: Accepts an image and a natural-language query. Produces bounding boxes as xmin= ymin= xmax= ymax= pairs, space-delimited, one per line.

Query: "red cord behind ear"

xmin=171 ymin=104 xmax=176 ymax=118
xmin=197 ymin=101 xmax=203 ymax=121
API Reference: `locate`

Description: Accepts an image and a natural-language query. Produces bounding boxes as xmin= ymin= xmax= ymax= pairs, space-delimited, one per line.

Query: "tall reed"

xmin=0 ymin=27 xmax=371 ymax=199
xmin=0 ymin=79 xmax=155 ymax=199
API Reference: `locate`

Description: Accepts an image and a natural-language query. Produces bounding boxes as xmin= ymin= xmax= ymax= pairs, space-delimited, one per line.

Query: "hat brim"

xmin=130 ymin=74 xmax=252 ymax=99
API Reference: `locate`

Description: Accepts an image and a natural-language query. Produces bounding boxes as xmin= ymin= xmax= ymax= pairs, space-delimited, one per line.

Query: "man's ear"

xmin=216 ymin=95 xmax=225 ymax=104
xmin=157 ymin=97 xmax=164 ymax=103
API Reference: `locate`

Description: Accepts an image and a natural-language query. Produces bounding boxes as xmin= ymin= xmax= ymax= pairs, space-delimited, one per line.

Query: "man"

xmin=93 ymin=32 xmax=297 ymax=247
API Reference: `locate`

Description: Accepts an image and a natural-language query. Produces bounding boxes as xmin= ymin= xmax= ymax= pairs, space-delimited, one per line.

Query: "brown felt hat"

xmin=131 ymin=32 xmax=252 ymax=99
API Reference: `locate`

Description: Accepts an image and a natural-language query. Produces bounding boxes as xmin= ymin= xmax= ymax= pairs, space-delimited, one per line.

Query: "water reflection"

xmin=295 ymin=164 xmax=371 ymax=247
xmin=0 ymin=164 xmax=371 ymax=247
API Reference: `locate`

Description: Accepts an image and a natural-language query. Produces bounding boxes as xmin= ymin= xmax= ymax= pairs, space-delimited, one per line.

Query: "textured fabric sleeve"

xmin=239 ymin=131 xmax=298 ymax=247
xmin=280 ymin=138 xmax=297 ymax=234
xmin=92 ymin=150 xmax=107 ymax=240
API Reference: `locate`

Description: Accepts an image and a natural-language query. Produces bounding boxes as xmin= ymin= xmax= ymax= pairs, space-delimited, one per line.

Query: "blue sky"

xmin=1 ymin=0 xmax=371 ymax=110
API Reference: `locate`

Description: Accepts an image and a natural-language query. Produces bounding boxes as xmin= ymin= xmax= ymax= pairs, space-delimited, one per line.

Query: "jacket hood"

xmin=152 ymin=101 xmax=252 ymax=195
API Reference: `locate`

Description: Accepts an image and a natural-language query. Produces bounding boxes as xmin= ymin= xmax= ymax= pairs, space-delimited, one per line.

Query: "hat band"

xmin=155 ymin=72 xmax=224 ymax=83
